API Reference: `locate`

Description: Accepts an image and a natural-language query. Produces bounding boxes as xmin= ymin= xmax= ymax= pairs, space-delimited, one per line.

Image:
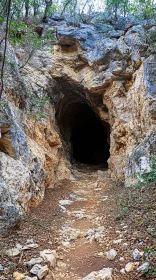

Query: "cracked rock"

xmin=132 ymin=248 xmax=141 ymax=261
xmin=30 ymin=264 xmax=49 ymax=279
xmin=7 ymin=248 xmax=21 ymax=257
xmin=26 ymin=257 xmax=43 ymax=269
xmin=40 ymin=249 xmax=57 ymax=267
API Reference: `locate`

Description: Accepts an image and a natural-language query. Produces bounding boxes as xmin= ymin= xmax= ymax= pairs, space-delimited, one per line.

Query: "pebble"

xmin=106 ymin=249 xmax=117 ymax=260
xmin=125 ymin=262 xmax=135 ymax=272
xmin=26 ymin=239 xmax=34 ymax=244
xmin=120 ymin=268 xmax=125 ymax=274
xmin=0 ymin=264 xmax=4 ymax=271
xmin=132 ymin=248 xmax=141 ymax=261
xmin=40 ymin=249 xmax=57 ymax=268
xmin=113 ymin=239 xmax=123 ymax=244
xmin=30 ymin=264 xmax=49 ymax=280
xmin=13 ymin=272 xmax=25 ymax=280
xmin=59 ymin=200 xmax=73 ymax=206
xmin=119 ymin=257 xmax=124 ymax=262
xmin=122 ymin=243 xmax=128 ymax=247
xmin=137 ymin=262 xmax=149 ymax=273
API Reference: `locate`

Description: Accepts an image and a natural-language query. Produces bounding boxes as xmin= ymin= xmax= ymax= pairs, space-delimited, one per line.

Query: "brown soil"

xmin=0 ymin=168 xmax=155 ymax=280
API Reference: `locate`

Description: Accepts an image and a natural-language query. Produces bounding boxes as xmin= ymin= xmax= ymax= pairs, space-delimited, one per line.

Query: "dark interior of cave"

xmin=54 ymin=79 xmax=110 ymax=168
xmin=70 ymin=104 xmax=110 ymax=166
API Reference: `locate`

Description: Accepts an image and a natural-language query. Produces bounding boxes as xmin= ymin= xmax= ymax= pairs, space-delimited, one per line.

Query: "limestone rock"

xmin=132 ymin=249 xmax=141 ymax=261
xmin=7 ymin=247 xmax=21 ymax=257
xmin=0 ymin=264 xmax=4 ymax=271
xmin=26 ymin=257 xmax=43 ymax=269
xmin=82 ymin=268 xmax=113 ymax=280
xmin=120 ymin=268 xmax=125 ymax=274
xmin=22 ymin=244 xmax=39 ymax=250
xmin=13 ymin=272 xmax=25 ymax=280
xmin=40 ymin=250 xmax=57 ymax=267
xmin=125 ymin=262 xmax=135 ymax=272
xmin=106 ymin=249 xmax=117 ymax=260
xmin=113 ymin=239 xmax=123 ymax=244
xmin=30 ymin=264 xmax=49 ymax=279
xmin=59 ymin=200 xmax=73 ymax=205
xmin=137 ymin=262 xmax=149 ymax=273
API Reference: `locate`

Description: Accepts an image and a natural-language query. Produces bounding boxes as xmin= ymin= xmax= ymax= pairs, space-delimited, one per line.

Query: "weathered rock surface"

xmin=30 ymin=264 xmax=49 ymax=279
xmin=82 ymin=267 xmax=113 ymax=280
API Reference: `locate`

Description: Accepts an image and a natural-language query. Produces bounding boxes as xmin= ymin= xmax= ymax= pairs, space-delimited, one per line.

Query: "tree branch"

xmin=0 ymin=0 xmax=12 ymax=99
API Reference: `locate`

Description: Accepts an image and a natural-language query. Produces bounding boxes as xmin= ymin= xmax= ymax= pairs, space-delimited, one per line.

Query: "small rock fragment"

xmin=26 ymin=239 xmax=34 ymax=244
xmin=113 ymin=239 xmax=123 ymax=244
xmin=57 ymin=261 xmax=66 ymax=268
xmin=7 ymin=248 xmax=21 ymax=257
xmin=22 ymin=244 xmax=38 ymax=250
xmin=133 ymin=249 xmax=141 ymax=261
xmin=59 ymin=200 xmax=73 ymax=206
xmin=62 ymin=241 xmax=70 ymax=248
xmin=0 ymin=264 xmax=4 ymax=271
xmin=40 ymin=250 xmax=57 ymax=267
xmin=26 ymin=257 xmax=43 ymax=268
xmin=82 ymin=267 xmax=112 ymax=280
xmin=119 ymin=257 xmax=124 ymax=262
xmin=13 ymin=272 xmax=25 ymax=280
xmin=120 ymin=268 xmax=125 ymax=274
xmin=106 ymin=249 xmax=117 ymax=260
xmin=125 ymin=262 xmax=135 ymax=272
xmin=30 ymin=264 xmax=49 ymax=280
xmin=122 ymin=243 xmax=128 ymax=247
xmin=137 ymin=262 xmax=149 ymax=273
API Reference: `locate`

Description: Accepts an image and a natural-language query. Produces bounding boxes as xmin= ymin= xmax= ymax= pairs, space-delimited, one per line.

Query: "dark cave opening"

xmin=53 ymin=79 xmax=110 ymax=168
xmin=70 ymin=104 xmax=110 ymax=166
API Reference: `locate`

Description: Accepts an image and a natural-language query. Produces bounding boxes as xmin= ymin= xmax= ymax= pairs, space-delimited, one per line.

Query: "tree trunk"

xmin=25 ymin=0 xmax=29 ymax=18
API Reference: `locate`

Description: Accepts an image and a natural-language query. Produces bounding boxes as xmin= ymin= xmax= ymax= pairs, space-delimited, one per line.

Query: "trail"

xmin=0 ymin=167 xmax=138 ymax=279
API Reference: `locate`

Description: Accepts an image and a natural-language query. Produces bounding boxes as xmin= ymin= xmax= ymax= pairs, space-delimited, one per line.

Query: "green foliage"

xmin=137 ymin=156 xmax=156 ymax=184
xmin=150 ymin=31 xmax=156 ymax=48
xmin=153 ymin=268 xmax=156 ymax=276
xmin=28 ymin=96 xmax=50 ymax=120
xmin=0 ymin=17 xmax=5 ymax=24
xmin=144 ymin=247 xmax=154 ymax=257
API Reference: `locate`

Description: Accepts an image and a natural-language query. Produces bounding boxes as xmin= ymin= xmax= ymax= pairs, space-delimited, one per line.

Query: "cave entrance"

xmin=71 ymin=103 xmax=110 ymax=166
xmin=53 ymin=79 xmax=110 ymax=169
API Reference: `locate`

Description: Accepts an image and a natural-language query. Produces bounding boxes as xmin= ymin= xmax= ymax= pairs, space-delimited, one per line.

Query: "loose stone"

xmin=30 ymin=264 xmax=49 ymax=279
xmin=125 ymin=262 xmax=135 ymax=272
xmin=106 ymin=249 xmax=117 ymax=260
xmin=132 ymin=248 xmax=141 ymax=261
xmin=26 ymin=257 xmax=43 ymax=269
xmin=40 ymin=250 xmax=57 ymax=267
xmin=82 ymin=267 xmax=113 ymax=280
xmin=137 ymin=262 xmax=149 ymax=273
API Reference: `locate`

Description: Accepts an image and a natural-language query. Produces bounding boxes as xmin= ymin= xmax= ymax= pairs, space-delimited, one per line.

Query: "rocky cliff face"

xmin=0 ymin=18 xmax=156 ymax=234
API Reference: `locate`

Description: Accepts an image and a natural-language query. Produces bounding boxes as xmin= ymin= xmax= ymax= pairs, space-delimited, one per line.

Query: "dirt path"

xmin=1 ymin=168 xmax=152 ymax=280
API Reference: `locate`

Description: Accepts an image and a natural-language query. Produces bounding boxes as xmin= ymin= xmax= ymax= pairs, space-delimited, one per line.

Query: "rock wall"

xmin=0 ymin=34 xmax=70 ymax=235
xmin=0 ymin=19 xmax=156 ymax=234
xmin=51 ymin=23 xmax=156 ymax=180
